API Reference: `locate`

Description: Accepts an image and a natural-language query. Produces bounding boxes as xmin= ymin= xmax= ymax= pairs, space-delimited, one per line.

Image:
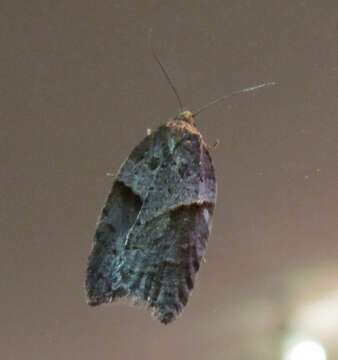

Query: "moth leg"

xmin=208 ymin=139 xmax=220 ymax=150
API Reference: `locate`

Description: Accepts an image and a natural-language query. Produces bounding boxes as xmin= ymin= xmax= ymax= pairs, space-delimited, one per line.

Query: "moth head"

xmin=177 ymin=110 xmax=195 ymax=125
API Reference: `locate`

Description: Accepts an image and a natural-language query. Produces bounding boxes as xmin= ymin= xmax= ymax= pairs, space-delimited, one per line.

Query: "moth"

xmin=85 ymin=40 xmax=275 ymax=324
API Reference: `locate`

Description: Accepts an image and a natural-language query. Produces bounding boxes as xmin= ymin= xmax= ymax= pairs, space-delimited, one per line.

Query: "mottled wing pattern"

xmin=86 ymin=120 xmax=216 ymax=323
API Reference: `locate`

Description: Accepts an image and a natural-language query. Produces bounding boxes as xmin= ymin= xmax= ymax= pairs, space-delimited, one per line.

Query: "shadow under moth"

xmin=85 ymin=40 xmax=275 ymax=324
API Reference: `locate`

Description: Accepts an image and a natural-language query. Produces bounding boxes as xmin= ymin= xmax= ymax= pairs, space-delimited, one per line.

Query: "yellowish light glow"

xmin=284 ymin=340 xmax=326 ymax=360
xmin=294 ymin=290 xmax=338 ymax=339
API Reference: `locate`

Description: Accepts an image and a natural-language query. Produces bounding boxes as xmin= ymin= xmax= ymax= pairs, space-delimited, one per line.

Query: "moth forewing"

xmin=86 ymin=116 xmax=216 ymax=324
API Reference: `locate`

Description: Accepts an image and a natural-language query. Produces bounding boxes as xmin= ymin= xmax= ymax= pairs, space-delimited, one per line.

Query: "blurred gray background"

xmin=1 ymin=1 xmax=338 ymax=359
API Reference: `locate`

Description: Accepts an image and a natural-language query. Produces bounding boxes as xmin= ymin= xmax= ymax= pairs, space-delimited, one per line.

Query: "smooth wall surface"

xmin=1 ymin=1 xmax=338 ymax=359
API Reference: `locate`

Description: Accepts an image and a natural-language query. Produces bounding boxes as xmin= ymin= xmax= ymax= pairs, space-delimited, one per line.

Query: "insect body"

xmin=86 ymin=110 xmax=216 ymax=324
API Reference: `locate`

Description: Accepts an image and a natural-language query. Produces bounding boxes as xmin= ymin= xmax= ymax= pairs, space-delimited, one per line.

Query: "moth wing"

xmin=86 ymin=121 xmax=216 ymax=323
xmin=85 ymin=180 xmax=143 ymax=305
xmin=122 ymin=202 xmax=214 ymax=324
xmin=85 ymin=132 xmax=159 ymax=305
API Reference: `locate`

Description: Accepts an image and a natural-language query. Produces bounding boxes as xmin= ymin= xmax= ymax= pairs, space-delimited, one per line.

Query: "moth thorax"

xmin=177 ymin=110 xmax=195 ymax=125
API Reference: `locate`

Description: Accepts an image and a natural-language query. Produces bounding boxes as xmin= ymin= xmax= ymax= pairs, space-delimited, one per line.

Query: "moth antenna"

xmin=148 ymin=29 xmax=184 ymax=112
xmin=193 ymin=82 xmax=277 ymax=117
